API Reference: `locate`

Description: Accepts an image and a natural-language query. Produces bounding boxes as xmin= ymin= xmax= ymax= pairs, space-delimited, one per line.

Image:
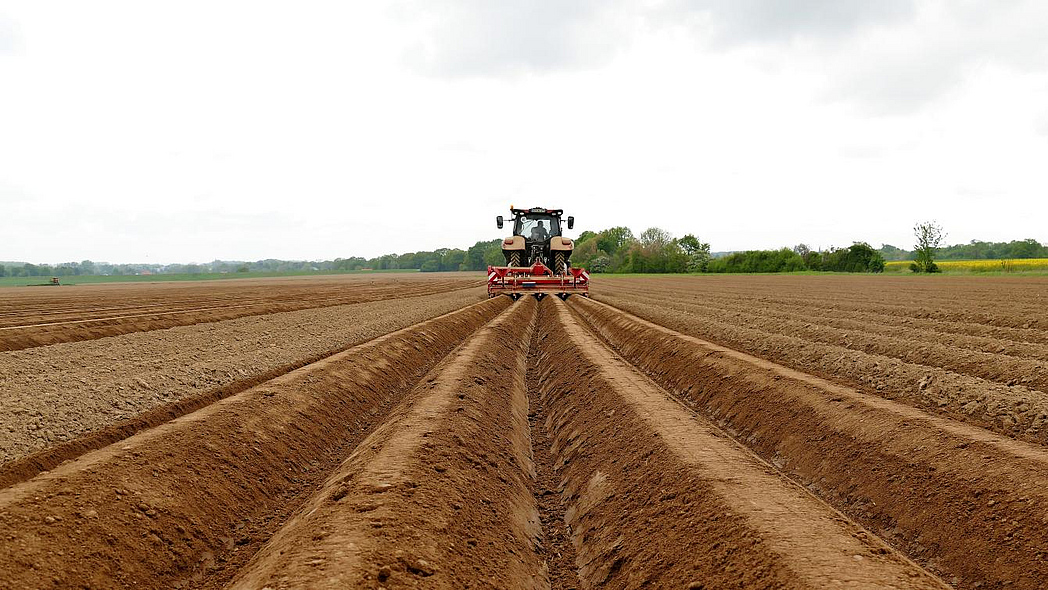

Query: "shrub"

xmin=818 ymin=243 xmax=885 ymax=273
xmin=707 ymin=248 xmax=806 ymax=273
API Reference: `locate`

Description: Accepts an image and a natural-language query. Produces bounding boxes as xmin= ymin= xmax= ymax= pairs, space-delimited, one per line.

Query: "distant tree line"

xmin=878 ymin=238 xmax=1048 ymax=262
xmin=0 ymin=243 xmax=510 ymax=278
xmin=569 ymin=228 xmax=884 ymax=274
xmin=709 ymin=242 xmax=886 ymax=274
xmin=329 ymin=239 xmax=505 ymax=273
xmin=0 ymin=260 xmax=100 ymax=278
xmin=569 ymin=227 xmax=711 ymax=273
xmin=5 ymin=232 xmax=1044 ymax=279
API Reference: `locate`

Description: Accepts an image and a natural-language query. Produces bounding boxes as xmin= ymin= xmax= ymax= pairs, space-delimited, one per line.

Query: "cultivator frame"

xmin=487 ymin=261 xmax=589 ymax=299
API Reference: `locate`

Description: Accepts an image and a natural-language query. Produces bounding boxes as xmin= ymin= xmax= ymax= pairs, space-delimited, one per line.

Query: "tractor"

xmin=487 ymin=206 xmax=589 ymax=299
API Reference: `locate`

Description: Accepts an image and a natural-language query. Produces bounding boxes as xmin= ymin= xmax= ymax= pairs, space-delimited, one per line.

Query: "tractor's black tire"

xmin=508 ymin=252 xmax=522 ymax=267
xmin=554 ymin=252 xmax=567 ymax=275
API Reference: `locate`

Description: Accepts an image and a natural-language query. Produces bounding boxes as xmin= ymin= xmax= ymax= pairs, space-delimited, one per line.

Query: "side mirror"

xmin=567 ymin=216 xmax=574 ymax=230
xmin=496 ymin=215 xmax=504 ymax=229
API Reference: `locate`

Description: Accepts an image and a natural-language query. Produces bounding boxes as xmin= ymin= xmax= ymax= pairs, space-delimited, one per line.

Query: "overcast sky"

xmin=2 ymin=1 xmax=1047 ymax=264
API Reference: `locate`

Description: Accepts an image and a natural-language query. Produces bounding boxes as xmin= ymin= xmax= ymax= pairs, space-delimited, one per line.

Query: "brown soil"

xmin=0 ymin=273 xmax=480 ymax=351
xmin=570 ymin=295 xmax=1048 ymax=589
xmin=624 ymin=283 xmax=1048 ymax=361
xmin=2 ymin=274 xmax=1045 ymax=589
xmin=229 ymin=298 xmax=544 ymax=589
xmin=618 ymin=275 xmax=1048 ymax=331
xmin=526 ymin=324 xmax=581 ymax=589
xmin=606 ymin=285 xmax=1048 ymax=393
xmin=0 ymin=287 xmax=485 ymax=464
xmin=0 ymin=297 xmax=508 ymax=589
xmin=603 ymin=275 xmax=1048 ymax=337
xmin=538 ymin=297 xmax=945 ymax=589
xmin=596 ymin=278 xmax=1048 ymax=444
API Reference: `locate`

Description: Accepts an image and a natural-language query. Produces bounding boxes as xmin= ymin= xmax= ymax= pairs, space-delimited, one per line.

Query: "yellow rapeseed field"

xmin=884 ymin=259 xmax=1048 ymax=273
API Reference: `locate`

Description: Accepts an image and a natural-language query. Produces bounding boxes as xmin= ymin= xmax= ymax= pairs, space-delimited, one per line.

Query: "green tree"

xmin=707 ymin=249 xmax=806 ymax=273
xmin=569 ymin=237 xmax=602 ymax=271
xmin=576 ymin=230 xmax=597 ymax=243
xmin=466 ymin=239 xmax=502 ymax=270
xmin=911 ymin=221 xmax=945 ymax=273
xmin=437 ymin=248 xmax=466 ymax=271
xmin=678 ymin=235 xmax=711 ymax=272
xmin=639 ymin=227 xmax=672 ymax=248
xmin=1006 ymin=238 xmax=1043 ymax=259
xmin=794 ymin=243 xmax=821 ymax=270
xmin=597 ymin=227 xmax=635 ymax=256
xmin=622 ymin=228 xmax=688 ymax=273
xmin=395 ymin=253 xmax=419 ymax=269
xmin=484 ymin=245 xmax=505 ymax=267
xmin=818 ymin=243 xmax=885 ymax=272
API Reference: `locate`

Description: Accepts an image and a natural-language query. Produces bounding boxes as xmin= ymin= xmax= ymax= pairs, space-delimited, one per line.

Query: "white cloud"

xmin=816 ymin=1 xmax=1048 ymax=114
xmin=393 ymin=0 xmax=631 ymax=76
xmin=660 ymin=0 xmax=915 ymax=44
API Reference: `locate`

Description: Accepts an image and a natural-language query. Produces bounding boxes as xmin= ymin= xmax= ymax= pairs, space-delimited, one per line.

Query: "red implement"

xmin=487 ymin=262 xmax=590 ymax=299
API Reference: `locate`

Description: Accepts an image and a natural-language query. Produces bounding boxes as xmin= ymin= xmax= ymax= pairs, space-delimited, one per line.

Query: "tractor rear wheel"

xmin=554 ymin=252 xmax=567 ymax=275
xmin=508 ymin=252 xmax=521 ymax=267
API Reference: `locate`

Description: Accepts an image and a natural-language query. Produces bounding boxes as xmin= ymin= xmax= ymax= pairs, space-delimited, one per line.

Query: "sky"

xmin=1 ymin=0 xmax=1047 ymax=264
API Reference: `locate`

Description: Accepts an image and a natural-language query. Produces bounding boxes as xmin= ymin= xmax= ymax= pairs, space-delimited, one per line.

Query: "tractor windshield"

xmin=515 ymin=215 xmax=560 ymax=240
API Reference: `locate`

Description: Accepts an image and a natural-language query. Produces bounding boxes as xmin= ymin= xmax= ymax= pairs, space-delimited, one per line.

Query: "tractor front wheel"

xmin=508 ymin=252 xmax=521 ymax=267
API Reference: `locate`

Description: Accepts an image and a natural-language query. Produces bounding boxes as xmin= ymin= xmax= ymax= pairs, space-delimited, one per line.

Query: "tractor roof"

xmin=510 ymin=206 xmax=563 ymax=216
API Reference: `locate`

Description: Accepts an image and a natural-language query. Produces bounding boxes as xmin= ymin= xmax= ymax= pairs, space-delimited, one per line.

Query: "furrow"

xmin=0 ymin=288 xmax=486 ymax=465
xmin=570 ymin=295 xmax=1048 ymax=589
xmin=595 ymin=290 xmax=1048 ymax=444
xmin=603 ymin=276 xmax=1048 ymax=336
xmin=526 ymin=315 xmax=581 ymax=589
xmin=228 ymin=298 xmax=543 ymax=589
xmin=0 ymin=296 xmax=509 ymax=590
xmin=537 ymin=297 xmax=946 ymax=589
xmin=608 ymin=283 xmax=1048 ymax=362
xmin=0 ymin=283 xmax=482 ymax=352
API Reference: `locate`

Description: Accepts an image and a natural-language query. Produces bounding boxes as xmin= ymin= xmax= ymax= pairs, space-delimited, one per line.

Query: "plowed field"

xmin=2 ymin=273 xmax=1046 ymax=589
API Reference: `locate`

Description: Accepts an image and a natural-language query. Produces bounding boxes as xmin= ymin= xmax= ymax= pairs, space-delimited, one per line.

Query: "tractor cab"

xmin=515 ymin=211 xmax=561 ymax=241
